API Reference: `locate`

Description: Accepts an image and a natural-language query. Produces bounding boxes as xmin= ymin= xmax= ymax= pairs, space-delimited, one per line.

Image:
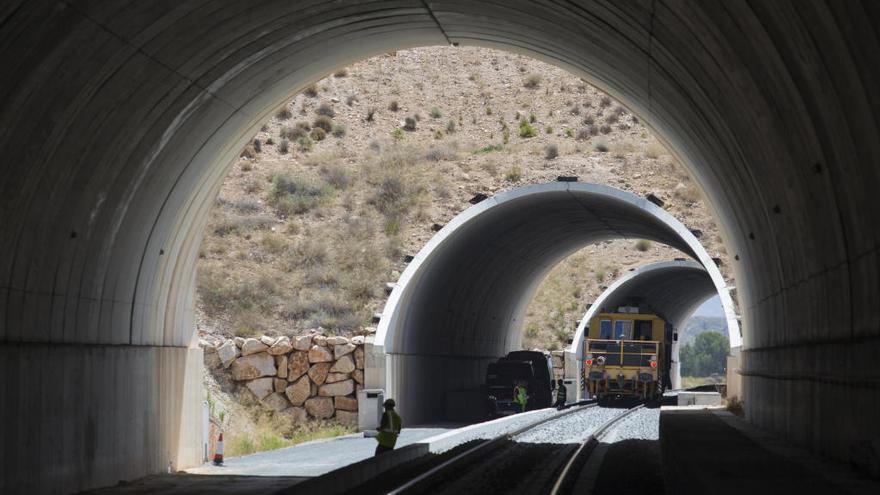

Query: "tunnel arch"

xmin=2 ymin=1 xmax=879 ymax=491
xmin=374 ymin=183 xmax=737 ymax=423
xmin=566 ymin=260 xmax=724 ymax=398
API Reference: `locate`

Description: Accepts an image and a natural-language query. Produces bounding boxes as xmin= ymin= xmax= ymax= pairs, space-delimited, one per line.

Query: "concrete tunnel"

xmin=374 ymin=183 xmax=738 ymax=424
xmin=2 ymin=1 xmax=880 ymax=492
xmin=565 ymin=260 xmax=729 ymax=400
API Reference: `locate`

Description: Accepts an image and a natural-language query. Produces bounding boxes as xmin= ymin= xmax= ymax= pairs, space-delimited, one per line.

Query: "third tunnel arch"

xmin=1 ymin=1 xmax=879 ymax=491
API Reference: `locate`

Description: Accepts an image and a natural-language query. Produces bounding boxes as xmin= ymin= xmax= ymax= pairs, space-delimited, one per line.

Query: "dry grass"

xmin=225 ymin=414 xmax=355 ymax=457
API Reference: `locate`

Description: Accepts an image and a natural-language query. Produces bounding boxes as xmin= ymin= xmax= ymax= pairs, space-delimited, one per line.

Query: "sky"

xmin=692 ymin=295 xmax=723 ymax=317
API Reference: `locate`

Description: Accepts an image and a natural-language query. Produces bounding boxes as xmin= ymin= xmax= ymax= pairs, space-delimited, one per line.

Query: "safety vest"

xmin=376 ymin=410 xmax=402 ymax=448
xmin=557 ymin=385 xmax=567 ymax=402
xmin=515 ymin=386 xmax=527 ymax=405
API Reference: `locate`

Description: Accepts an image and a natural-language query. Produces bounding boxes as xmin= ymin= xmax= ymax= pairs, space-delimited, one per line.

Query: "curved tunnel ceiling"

xmin=1 ymin=0 xmax=878 ymax=489
xmin=572 ymin=260 xmax=718 ymax=362
xmin=377 ymin=182 xmax=740 ymax=359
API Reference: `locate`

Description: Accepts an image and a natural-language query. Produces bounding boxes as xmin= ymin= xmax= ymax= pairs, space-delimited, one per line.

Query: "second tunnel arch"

xmin=374 ymin=182 xmax=739 ymax=424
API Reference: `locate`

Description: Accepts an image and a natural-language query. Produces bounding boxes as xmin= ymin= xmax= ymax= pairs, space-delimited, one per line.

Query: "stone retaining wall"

xmin=203 ymin=333 xmax=365 ymax=426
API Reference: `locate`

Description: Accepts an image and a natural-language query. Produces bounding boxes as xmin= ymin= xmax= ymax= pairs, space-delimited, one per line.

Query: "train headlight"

xmin=597 ymin=355 xmax=606 ymax=366
xmin=585 ymin=353 xmax=594 ymax=367
xmin=649 ymin=354 xmax=657 ymax=368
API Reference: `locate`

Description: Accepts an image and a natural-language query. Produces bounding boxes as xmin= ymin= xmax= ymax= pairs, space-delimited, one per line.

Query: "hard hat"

xmin=384 ymin=398 xmax=396 ymax=408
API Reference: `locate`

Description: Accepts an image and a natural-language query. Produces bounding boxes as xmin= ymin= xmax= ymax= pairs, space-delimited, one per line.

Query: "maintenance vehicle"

xmin=583 ymin=307 xmax=672 ymax=401
xmin=486 ymin=350 xmax=555 ymax=417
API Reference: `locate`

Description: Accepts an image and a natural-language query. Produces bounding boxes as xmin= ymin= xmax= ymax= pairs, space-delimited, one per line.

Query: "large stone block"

xmin=334 ymin=343 xmax=356 ymax=359
xmin=230 ymin=353 xmax=276 ymax=380
xmin=217 ymin=340 xmax=240 ymax=368
xmin=292 ymin=335 xmax=312 ymax=351
xmin=330 ymin=354 xmax=355 ymax=374
xmin=241 ymin=338 xmax=269 ymax=356
xmin=246 ymin=377 xmax=274 ymax=400
xmin=234 ymin=337 xmax=245 ymax=348
xmin=274 ymin=378 xmax=287 ymax=393
xmin=335 ymin=395 xmax=358 ymax=412
xmin=309 ymin=345 xmax=333 ymax=363
xmin=355 ymin=346 xmax=365 ymax=369
xmin=319 ymin=379 xmax=354 ymax=397
xmin=263 ymin=392 xmax=291 ymax=412
xmin=352 ymin=369 xmax=364 ymax=384
xmin=308 ymin=362 xmax=332 ymax=385
xmin=288 ymin=351 xmax=310 ymax=381
xmin=326 ymin=372 xmax=349 ymax=384
xmin=260 ymin=335 xmax=277 ymax=347
xmin=268 ymin=336 xmax=293 ymax=355
xmin=305 ymin=396 xmax=334 ymax=419
xmin=326 ymin=336 xmax=349 ymax=345
xmin=275 ymin=354 xmax=288 ymax=379
xmin=313 ymin=335 xmax=328 ymax=347
xmin=285 ymin=376 xmax=311 ymax=406
xmin=351 ymin=335 xmax=365 ymax=345
xmin=336 ymin=410 xmax=358 ymax=426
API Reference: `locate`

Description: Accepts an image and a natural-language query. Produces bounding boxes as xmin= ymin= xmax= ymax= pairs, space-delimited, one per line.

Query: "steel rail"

xmin=548 ymin=404 xmax=645 ymax=495
xmin=385 ymin=402 xmax=596 ymax=495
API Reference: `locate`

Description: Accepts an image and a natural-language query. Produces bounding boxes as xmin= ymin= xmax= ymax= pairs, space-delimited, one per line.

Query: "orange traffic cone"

xmin=213 ymin=432 xmax=224 ymax=466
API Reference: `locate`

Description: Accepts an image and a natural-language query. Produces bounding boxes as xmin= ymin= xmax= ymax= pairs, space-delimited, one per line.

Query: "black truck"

xmin=486 ymin=350 xmax=555 ymax=417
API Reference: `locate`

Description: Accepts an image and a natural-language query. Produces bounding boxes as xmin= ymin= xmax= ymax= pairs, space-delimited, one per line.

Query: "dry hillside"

xmin=196 ymin=46 xmax=731 ymax=352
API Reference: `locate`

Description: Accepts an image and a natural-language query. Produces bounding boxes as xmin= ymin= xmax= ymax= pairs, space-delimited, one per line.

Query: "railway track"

xmin=385 ymin=403 xmax=644 ymax=495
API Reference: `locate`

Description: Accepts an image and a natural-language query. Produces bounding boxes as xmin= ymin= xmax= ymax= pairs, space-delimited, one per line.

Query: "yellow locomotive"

xmin=583 ymin=309 xmax=671 ymax=400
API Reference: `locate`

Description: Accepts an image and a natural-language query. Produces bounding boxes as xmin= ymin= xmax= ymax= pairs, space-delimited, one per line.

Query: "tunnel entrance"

xmin=3 ymin=2 xmax=878 ymax=492
xmin=375 ymin=182 xmax=738 ymax=424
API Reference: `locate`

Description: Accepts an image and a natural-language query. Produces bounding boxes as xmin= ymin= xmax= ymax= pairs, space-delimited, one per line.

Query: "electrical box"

xmin=358 ymin=388 xmax=384 ymax=431
xmin=562 ymin=378 xmax=577 ymax=404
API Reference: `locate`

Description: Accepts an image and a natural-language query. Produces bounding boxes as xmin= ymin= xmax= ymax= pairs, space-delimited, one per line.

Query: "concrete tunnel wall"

xmin=375 ymin=183 xmax=736 ymax=424
xmin=1 ymin=0 xmax=879 ymax=491
xmin=565 ymin=260 xmax=722 ymax=398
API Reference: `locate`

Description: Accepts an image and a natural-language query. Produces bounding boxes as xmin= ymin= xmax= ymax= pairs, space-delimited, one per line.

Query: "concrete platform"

xmin=185 ymin=427 xmax=449 ymax=477
xmin=661 ymin=409 xmax=880 ymax=495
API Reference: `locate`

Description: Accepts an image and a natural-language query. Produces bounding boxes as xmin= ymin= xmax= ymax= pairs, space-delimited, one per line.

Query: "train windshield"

xmin=599 ymin=319 xmax=612 ymax=339
xmin=613 ymin=320 xmax=633 ymax=339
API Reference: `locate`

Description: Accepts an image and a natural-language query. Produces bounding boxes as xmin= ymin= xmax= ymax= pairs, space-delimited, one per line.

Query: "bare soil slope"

xmin=196 ymin=46 xmax=731 ymax=351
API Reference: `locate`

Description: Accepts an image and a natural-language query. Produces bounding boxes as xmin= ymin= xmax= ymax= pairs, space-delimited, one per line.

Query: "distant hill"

xmin=680 ymin=316 xmax=728 ymax=346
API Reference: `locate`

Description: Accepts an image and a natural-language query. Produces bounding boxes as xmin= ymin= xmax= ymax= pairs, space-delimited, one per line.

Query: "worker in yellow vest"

xmin=375 ymin=398 xmax=402 ymax=456
xmin=513 ymin=381 xmax=528 ymax=413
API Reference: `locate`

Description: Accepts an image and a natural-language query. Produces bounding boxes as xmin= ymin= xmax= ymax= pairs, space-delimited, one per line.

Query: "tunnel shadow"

xmin=77 ymin=473 xmax=307 ymax=494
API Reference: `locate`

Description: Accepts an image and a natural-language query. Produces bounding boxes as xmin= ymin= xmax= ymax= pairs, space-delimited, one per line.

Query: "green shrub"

xmin=310 ymin=128 xmax=326 ymax=141
xmin=333 ymin=68 xmax=348 ymax=77
xmin=523 ymin=73 xmax=542 ymax=88
xmin=504 ymin=166 xmax=522 ymax=182
xmin=297 ymin=136 xmax=313 ymax=152
xmin=303 ymin=84 xmax=318 ymax=97
xmin=593 ymin=140 xmax=609 ymax=152
xmin=366 ymin=108 xmax=376 ymax=122
xmin=391 ymin=128 xmax=404 ymax=140
xmin=545 ymin=143 xmax=559 ymax=160
xmin=446 ymin=120 xmax=456 ymax=133
xmin=518 ymin=119 xmax=537 ymax=138
xmin=280 ymin=125 xmax=307 ymax=140
xmin=316 ymin=102 xmax=335 ymax=117
xmin=319 ymin=164 xmax=350 ymax=190
xmin=474 ymin=143 xmax=503 ymax=154
xmin=388 ymin=100 xmax=399 ymax=112
xmin=269 ymin=172 xmax=332 ymax=216
xmin=403 ymin=117 xmax=417 ymax=131
xmin=313 ymin=115 xmax=333 ymax=132
xmin=276 ymin=108 xmax=292 ymax=120
xmin=599 ymin=95 xmax=612 ymax=107
xmin=635 ymin=239 xmax=651 ymax=252
xmin=545 ymin=126 xmax=554 ymax=134
xmin=429 ymin=107 xmax=442 ymax=118
xmin=278 ymin=138 xmax=290 ymax=154
xmin=565 ymin=128 xmax=574 ymax=138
